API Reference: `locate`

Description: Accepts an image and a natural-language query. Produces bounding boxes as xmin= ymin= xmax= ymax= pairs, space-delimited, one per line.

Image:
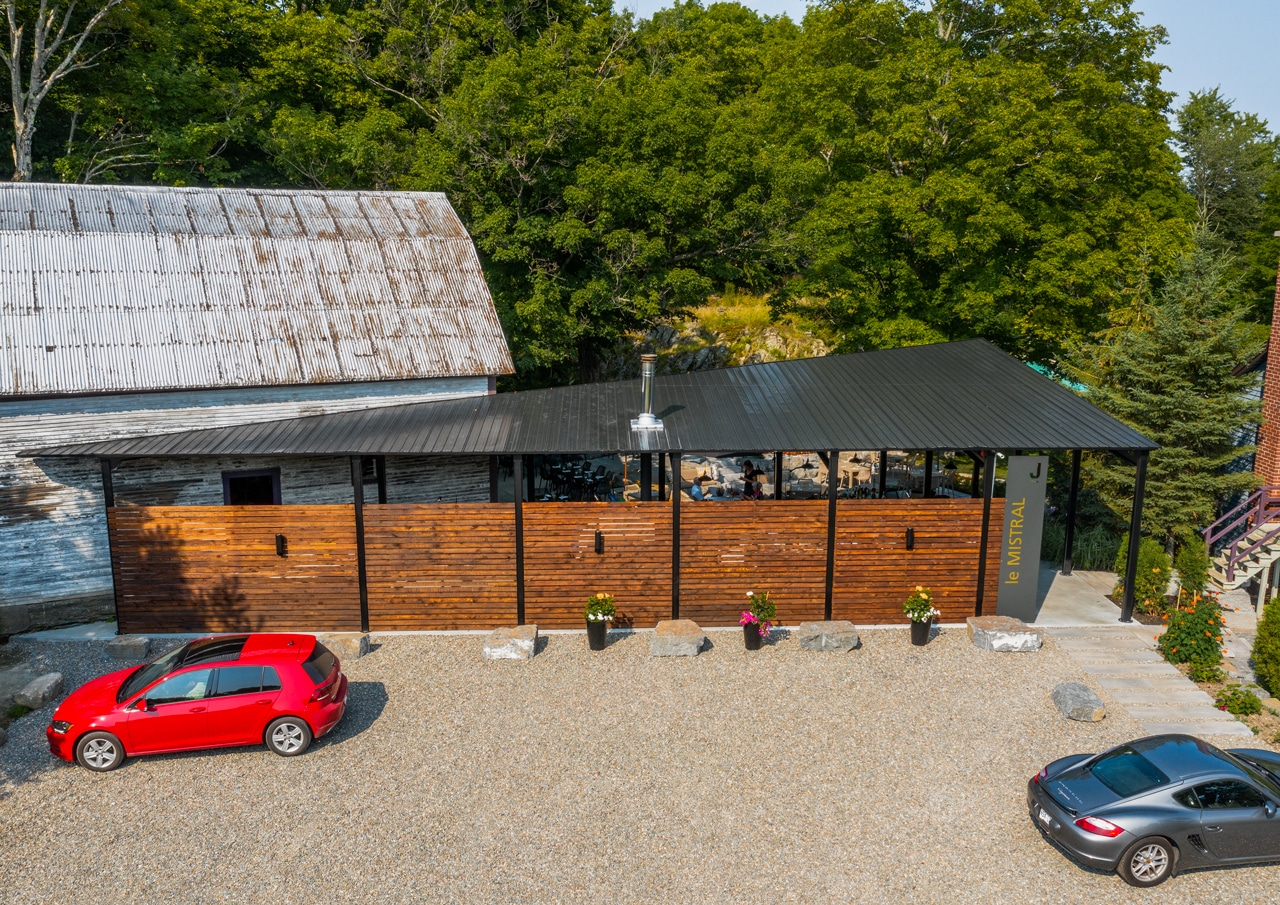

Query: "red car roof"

xmin=239 ymin=633 xmax=316 ymax=663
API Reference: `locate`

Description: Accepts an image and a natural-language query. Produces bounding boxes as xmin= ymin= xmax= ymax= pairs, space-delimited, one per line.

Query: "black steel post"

xmin=640 ymin=453 xmax=652 ymax=502
xmin=773 ymin=451 xmax=783 ymax=500
xmin=658 ymin=454 xmax=666 ymax=502
xmin=975 ymin=449 xmax=997 ymax=616
xmin=489 ymin=456 xmax=499 ymax=503
xmin=100 ymin=459 xmax=120 ymax=627
xmin=514 ymin=455 xmax=526 ymax=625
xmin=526 ymin=455 xmax=537 ymax=502
xmin=970 ymin=451 xmax=983 ymax=498
xmin=671 ymin=453 xmax=681 ymax=620
xmin=1119 ymin=451 xmax=1149 ymax=624
xmin=375 ymin=456 xmax=388 ymax=504
xmin=1063 ymin=450 xmax=1081 ymax=575
xmin=825 ymin=450 xmax=839 ymax=620
xmin=923 ymin=451 xmax=933 ymax=498
xmin=350 ymin=456 xmax=371 ymax=633
xmin=879 ymin=450 xmax=889 ymax=498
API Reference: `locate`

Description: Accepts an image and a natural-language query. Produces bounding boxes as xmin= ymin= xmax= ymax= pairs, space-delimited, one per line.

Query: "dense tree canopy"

xmin=2 ymin=0 xmax=1273 ymax=387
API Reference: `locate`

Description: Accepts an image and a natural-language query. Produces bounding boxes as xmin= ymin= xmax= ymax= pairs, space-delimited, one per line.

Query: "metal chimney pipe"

xmin=640 ymin=354 xmax=657 ymax=416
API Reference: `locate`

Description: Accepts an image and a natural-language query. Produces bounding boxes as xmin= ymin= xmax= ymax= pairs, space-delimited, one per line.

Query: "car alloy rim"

xmin=272 ymin=723 xmax=304 ymax=752
xmin=1131 ymin=844 xmax=1168 ymax=881
xmin=84 ymin=739 xmax=117 ymax=768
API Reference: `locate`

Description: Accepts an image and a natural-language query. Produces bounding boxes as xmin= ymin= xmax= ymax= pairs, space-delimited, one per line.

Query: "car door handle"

xmin=255 ymin=700 xmax=271 ymax=705
xmin=189 ymin=707 xmax=206 ymax=713
xmin=1205 ymin=826 xmax=1222 ymax=832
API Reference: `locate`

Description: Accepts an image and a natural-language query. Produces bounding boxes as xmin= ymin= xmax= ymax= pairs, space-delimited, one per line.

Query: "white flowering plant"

xmin=585 ymin=592 xmax=616 ymax=622
xmin=739 ymin=590 xmax=777 ymax=637
xmin=902 ymin=586 xmax=941 ymax=623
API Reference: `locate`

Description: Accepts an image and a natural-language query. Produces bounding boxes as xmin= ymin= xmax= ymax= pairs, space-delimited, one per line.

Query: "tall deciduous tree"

xmin=1 ymin=0 xmax=124 ymax=181
xmin=1074 ymin=236 xmax=1261 ymax=544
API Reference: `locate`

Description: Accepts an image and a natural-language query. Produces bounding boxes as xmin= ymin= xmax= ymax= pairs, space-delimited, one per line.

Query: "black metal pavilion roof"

xmin=24 ymin=340 xmax=1156 ymax=458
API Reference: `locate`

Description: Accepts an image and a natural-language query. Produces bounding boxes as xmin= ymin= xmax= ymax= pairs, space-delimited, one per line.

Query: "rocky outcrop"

xmin=797 ymin=621 xmax=860 ymax=652
xmin=483 ymin=626 xmax=539 ymax=661
xmin=967 ymin=616 xmax=1043 ymax=652
xmin=650 ymin=620 xmax=707 ymax=657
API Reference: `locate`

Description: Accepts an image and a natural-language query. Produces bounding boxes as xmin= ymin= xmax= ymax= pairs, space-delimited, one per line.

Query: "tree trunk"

xmin=11 ymin=119 xmax=32 ymax=182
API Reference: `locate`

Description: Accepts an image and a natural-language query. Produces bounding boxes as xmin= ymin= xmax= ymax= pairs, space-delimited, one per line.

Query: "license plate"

xmin=1037 ymin=807 xmax=1051 ymax=825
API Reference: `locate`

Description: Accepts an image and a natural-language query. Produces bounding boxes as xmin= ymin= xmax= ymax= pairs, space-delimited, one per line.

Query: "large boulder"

xmin=650 ymin=620 xmax=706 ymax=657
xmin=314 ymin=633 xmax=370 ymax=661
xmin=14 ymin=673 xmax=64 ymax=709
xmin=105 ymin=635 xmax=151 ymax=661
xmin=967 ymin=616 xmax=1043 ymax=652
xmin=482 ymin=625 xmax=539 ymax=661
xmin=1053 ymin=682 xmax=1107 ymax=722
xmin=797 ymin=621 xmax=860 ymax=652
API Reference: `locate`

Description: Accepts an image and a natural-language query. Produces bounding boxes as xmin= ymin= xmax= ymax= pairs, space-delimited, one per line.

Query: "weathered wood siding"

xmin=523 ymin=502 xmax=672 ymax=629
xmin=832 ymin=499 xmax=1005 ymax=622
xmin=0 ymin=376 xmax=489 ymax=613
xmin=364 ymin=503 xmax=515 ymax=631
xmin=109 ymin=505 xmax=361 ymax=633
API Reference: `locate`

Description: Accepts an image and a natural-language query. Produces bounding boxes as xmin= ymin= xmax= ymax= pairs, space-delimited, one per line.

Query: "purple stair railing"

xmin=1204 ymin=485 xmax=1280 ymax=583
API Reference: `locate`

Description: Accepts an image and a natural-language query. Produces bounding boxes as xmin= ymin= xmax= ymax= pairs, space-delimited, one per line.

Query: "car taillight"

xmin=1075 ymin=816 xmax=1125 ymax=837
xmin=308 ymin=685 xmax=330 ymax=704
xmin=1034 ymin=766 xmax=1048 ymax=784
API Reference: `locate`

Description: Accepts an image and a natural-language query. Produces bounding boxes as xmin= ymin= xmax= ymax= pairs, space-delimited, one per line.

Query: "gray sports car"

xmin=1027 ymin=734 xmax=1280 ymax=886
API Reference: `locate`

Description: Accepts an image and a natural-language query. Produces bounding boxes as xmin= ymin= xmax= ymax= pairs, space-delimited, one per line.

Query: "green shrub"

xmin=1252 ymin=596 xmax=1280 ymax=696
xmin=5 ymin=704 xmax=31 ymax=721
xmin=1215 ymin=686 xmax=1263 ymax=716
xmin=1158 ymin=596 xmax=1225 ymax=666
xmin=1173 ymin=536 xmax=1210 ymax=596
xmin=1114 ymin=534 xmax=1172 ymax=615
xmin=1041 ymin=522 xmax=1122 ymax=571
xmin=1188 ymin=661 xmax=1226 ymax=683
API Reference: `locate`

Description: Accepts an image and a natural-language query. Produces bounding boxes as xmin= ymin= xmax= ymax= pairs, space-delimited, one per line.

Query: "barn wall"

xmin=0 ymin=377 xmax=488 ymax=622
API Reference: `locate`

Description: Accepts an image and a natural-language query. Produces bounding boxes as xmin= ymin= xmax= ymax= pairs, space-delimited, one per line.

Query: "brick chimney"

xmin=1255 ymin=234 xmax=1280 ymax=485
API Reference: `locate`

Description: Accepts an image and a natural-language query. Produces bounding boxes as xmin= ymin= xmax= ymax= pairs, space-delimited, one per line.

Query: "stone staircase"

xmin=1209 ymin=524 xmax=1280 ymax=591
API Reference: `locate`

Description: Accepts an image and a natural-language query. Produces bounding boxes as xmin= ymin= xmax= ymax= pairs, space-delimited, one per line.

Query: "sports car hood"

xmin=52 ymin=667 xmax=136 ymax=718
xmin=1044 ymin=764 xmax=1122 ymax=815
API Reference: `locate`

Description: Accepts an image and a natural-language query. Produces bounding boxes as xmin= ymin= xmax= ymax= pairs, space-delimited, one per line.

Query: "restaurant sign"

xmin=996 ymin=455 xmax=1048 ymax=622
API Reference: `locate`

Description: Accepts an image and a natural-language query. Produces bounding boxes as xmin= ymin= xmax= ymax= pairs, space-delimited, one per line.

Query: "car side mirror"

xmin=134 ymin=698 xmax=152 ymax=712
xmin=1267 ymin=801 xmax=1277 ymax=818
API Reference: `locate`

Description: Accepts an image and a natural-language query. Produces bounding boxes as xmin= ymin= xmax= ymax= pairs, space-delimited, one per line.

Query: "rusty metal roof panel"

xmin=0 ymin=183 xmax=512 ymax=396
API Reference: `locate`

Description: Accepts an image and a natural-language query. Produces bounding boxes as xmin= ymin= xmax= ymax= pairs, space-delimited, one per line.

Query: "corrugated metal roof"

xmin=0 ymin=183 xmax=513 ymax=397
xmin=26 ymin=340 xmax=1157 ymax=458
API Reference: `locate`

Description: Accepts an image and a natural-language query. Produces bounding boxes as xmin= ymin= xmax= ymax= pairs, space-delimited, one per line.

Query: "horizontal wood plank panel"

xmin=832 ymin=499 xmax=1004 ymax=623
xmin=524 ymin=502 xmax=672 ymax=629
xmin=108 ymin=505 xmax=360 ymax=633
xmin=679 ymin=501 xmax=827 ymax=627
xmin=364 ymin=503 xmax=515 ymax=630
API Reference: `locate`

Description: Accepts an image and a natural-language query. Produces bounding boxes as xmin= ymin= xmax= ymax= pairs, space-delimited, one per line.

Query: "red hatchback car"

xmin=47 ymin=633 xmax=347 ymax=772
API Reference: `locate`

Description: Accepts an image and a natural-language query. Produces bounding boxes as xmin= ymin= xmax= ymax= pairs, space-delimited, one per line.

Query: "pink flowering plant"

xmin=585 ymin=592 xmax=616 ymax=622
xmin=903 ymin=586 xmax=941 ymax=623
xmin=740 ymin=590 xmax=777 ymax=637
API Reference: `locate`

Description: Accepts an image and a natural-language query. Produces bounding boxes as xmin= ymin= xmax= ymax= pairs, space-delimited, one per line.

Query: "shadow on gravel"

xmin=319 ymin=680 xmax=388 ymax=746
xmin=0 ymin=721 xmax=72 ymax=801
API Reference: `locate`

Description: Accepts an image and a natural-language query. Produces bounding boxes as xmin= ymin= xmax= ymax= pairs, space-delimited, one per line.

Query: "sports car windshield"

xmin=116 ymin=644 xmax=187 ymax=703
xmin=1090 ymin=746 xmax=1171 ymax=798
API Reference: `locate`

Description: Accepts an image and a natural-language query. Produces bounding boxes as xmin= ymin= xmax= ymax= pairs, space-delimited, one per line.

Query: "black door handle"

xmin=1205 ymin=826 xmax=1222 ymax=832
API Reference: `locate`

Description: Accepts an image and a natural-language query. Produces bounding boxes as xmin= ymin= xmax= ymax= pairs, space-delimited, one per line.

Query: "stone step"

xmin=1054 ymin=636 xmax=1156 ymax=651
xmin=1126 ymin=704 xmax=1238 ymax=721
xmin=1140 ymin=720 xmax=1256 ymax=738
xmin=1106 ymin=688 xmax=1216 ymax=705
xmin=1096 ymin=675 xmax=1198 ymax=692
xmin=1081 ymin=662 xmax=1182 ymax=677
xmin=1065 ymin=649 xmax=1165 ymax=664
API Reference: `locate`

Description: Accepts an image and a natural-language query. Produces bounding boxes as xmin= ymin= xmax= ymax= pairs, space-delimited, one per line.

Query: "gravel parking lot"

xmin=1 ymin=627 xmax=1277 ymax=905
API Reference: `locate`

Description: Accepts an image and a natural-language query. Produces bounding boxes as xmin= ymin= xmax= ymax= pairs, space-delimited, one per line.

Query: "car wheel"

xmin=265 ymin=717 xmax=313 ymax=757
xmin=1117 ymin=836 xmax=1175 ymax=887
xmin=75 ymin=731 xmax=125 ymax=772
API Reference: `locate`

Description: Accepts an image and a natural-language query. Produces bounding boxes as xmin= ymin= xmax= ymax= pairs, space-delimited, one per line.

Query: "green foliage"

xmin=1076 ymin=237 xmax=1262 ymax=544
xmin=744 ymin=590 xmax=776 ymax=623
xmin=5 ymin=704 xmax=31 ymax=721
xmin=1173 ymin=535 xmax=1210 ymax=596
xmin=1188 ymin=661 xmax=1225 ymax=684
xmin=584 ymin=592 xmax=616 ymax=622
xmin=1041 ymin=522 xmax=1122 ymax=572
xmin=1215 ymin=685 xmax=1262 ymax=717
xmin=1113 ymin=534 xmax=1172 ymax=615
xmin=1158 ymin=596 xmax=1225 ymax=667
xmin=1252 ymin=596 xmax=1280 ymax=697
xmin=901 ymin=586 xmax=939 ymax=623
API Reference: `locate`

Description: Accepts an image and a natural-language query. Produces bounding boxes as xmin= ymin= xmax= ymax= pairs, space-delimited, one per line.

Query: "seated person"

xmin=744 ymin=478 xmax=763 ymax=500
xmin=690 ymin=475 xmax=711 ymax=501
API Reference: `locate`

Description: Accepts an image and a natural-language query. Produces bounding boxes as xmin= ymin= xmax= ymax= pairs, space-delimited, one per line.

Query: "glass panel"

xmin=212 ymin=666 xmax=263 ymax=698
xmin=1195 ymin=780 xmax=1267 ymax=809
xmin=146 ymin=669 xmax=213 ymax=706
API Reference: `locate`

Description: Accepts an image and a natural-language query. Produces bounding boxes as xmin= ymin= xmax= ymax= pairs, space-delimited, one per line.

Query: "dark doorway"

xmin=222 ymin=469 xmax=282 ymax=505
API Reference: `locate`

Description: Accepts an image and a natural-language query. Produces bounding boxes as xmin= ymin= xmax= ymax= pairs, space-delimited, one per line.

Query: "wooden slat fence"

xmin=523 ymin=502 xmax=672 ymax=629
xmin=363 ymin=503 xmax=516 ymax=630
xmin=109 ymin=505 xmax=360 ymax=633
xmin=679 ymin=501 xmax=828 ymax=626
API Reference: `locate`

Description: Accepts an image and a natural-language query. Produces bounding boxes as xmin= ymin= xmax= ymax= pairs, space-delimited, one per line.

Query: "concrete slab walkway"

xmin=1043 ymin=624 xmax=1253 ymax=739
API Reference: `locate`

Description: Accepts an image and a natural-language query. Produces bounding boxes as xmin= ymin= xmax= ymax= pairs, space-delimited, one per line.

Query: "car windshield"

xmin=1090 ymin=746 xmax=1172 ymax=798
xmin=116 ymin=644 xmax=188 ymax=703
xmin=1230 ymin=754 xmax=1280 ymax=797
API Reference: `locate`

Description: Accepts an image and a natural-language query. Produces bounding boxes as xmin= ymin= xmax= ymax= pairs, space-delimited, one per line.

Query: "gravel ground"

xmin=1 ymin=628 xmax=1277 ymax=905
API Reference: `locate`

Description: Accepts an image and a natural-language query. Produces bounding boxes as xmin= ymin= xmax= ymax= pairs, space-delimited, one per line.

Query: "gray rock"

xmin=105 ymin=635 xmax=151 ymax=661
xmin=967 ymin=616 xmax=1043 ymax=652
xmin=1053 ymin=682 xmax=1107 ymax=722
xmin=0 ymin=664 xmax=38 ymax=705
xmin=650 ymin=619 xmax=706 ymax=657
xmin=797 ymin=621 xmax=860 ymax=652
xmin=483 ymin=625 xmax=539 ymax=661
xmin=14 ymin=672 xmax=64 ymax=709
xmin=314 ymin=632 xmax=369 ymax=661
xmin=1263 ymin=697 xmax=1280 ymax=710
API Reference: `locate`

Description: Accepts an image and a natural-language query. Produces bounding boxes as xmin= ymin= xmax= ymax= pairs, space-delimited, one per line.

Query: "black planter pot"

xmin=744 ymin=622 xmax=763 ymax=650
xmin=910 ymin=619 xmax=932 ymax=646
xmin=586 ymin=619 xmax=609 ymax=651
